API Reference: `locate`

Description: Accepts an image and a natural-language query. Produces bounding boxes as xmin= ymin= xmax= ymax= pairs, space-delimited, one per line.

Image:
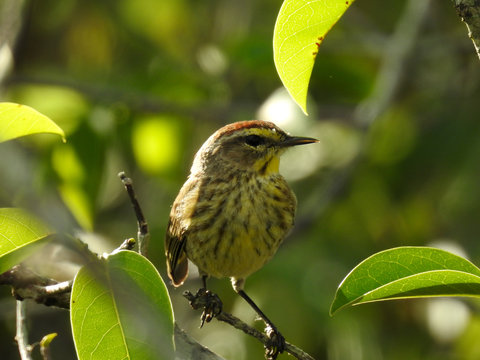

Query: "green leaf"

xmin=330 ymin=246 xmax=480 ymax=315
xmin=71 ymin=250 xmax=175 ymax=360
xmin=273 ymin=0 xmax=355 ymax=114
xmin=0 ymin=208 xmax=54 ymax=273
xmin=0 ymin=102 xmax=66 ymax=143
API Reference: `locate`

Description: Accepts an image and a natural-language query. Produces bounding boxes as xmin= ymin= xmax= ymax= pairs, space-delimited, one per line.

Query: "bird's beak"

xmin=280 ymin=135 xmax=318 ymax=147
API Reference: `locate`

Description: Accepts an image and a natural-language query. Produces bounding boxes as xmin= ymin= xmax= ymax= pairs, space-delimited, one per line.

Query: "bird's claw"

xmin=188 ymin=287 xmax=222 ymax=327
xmin=264 ymin=325 xmax=285 ymax=360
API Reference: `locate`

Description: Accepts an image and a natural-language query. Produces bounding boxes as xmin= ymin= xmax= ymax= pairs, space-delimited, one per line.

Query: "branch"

xmin=118 ymin=172 xmax=150 ymax=256
xmin=0 ymin=173 xmax=142 ymax=309
xmin=0 ymin=265 xmax=72 ymax=309
xmin=0 ymin=234 xmax=139 ymax=309
xmin=183 ymin=291 xmax=316 ymax=360
xmin=16 ymin=300 xmax=32 ymax=360
xmin=117 ymin=237 xmax=137 ymax=251
xmin=452 ymin=0 xmax=480 ymax=60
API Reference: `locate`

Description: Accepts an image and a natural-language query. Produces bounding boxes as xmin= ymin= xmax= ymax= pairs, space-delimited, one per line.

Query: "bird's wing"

xmin=165 ymin=216 xmax=189 ymax=287
xmin=165 ymin=178 xmax=200 ymax=287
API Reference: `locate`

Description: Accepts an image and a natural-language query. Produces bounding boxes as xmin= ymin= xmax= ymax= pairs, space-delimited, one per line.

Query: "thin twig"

xmin=452 ymin=0 xmax=480 ymax=60
xmin=183 ymin=291 xmax=315 ymax=360
xmin=118 ymin=172 xmax=150 ymax=257
xmin=1 ymin=237 xmax=135 ymax=310
xmin=115 ymin=238 xmax=137 ymax=252
xmin=43 ymin=281 xmax=73 ymax=296
xmin=16 ymin=300 xmax=33 ymax=360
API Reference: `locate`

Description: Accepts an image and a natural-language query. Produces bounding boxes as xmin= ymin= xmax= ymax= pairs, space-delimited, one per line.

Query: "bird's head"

xmin=191 ymin=120 xmax=317 ymax=176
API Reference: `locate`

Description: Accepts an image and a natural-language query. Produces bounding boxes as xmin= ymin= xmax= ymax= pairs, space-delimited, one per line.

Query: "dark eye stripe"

xmin=245 ymin=135 xmax=265 ymax=147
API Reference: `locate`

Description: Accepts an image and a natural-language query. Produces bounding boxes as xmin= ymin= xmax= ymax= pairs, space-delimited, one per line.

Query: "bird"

xmin=165 ymin=120 xmax=317 ymax=358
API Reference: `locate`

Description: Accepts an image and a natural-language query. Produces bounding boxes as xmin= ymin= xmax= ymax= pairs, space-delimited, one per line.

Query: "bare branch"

xmin=452 ymin=0 xmax=480 ymax=60
xmin=0 ymin=266 xmax=71 ymax=309
xmin=16 ymin=300 xmax=33 ymax=360
xmin=118 ymin=172 xmax=150 ymax=256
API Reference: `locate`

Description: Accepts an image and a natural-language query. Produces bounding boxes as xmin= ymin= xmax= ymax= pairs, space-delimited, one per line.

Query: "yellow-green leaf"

xmin=273 ymin=0 xmax=355 ymax=114
xmin=330 ymin=247 xmax=480 ymax=315
xmin=0 ymin=102 xmax=66 ymax=143
xmin=0 ymin=208 xmax=54 ymax=273
xmin=71 ymin=251 xmax=175 ymax=360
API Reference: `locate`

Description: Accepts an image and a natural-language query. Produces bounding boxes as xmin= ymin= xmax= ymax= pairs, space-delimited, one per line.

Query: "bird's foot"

xmin=264 ymin=325 xmax=285 ymax=360
xmin=199 ymin=288 xmax=222 ymax=327
xmin=184 ymin=288 xmax=223 ymax=327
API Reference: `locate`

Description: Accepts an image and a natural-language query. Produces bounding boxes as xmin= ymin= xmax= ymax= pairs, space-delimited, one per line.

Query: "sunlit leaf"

xmin=273 ymin=0 xmax=355 ymax=114
xmin=330 ymin=247 xmax=480 ymax=315
xmin=0 ymin=208 xmax=53 ymax=273
xmin=71 ymin=250 xmax=175 ymax=360
xmin=7 ymin=85 xmax=89 ymax=136
xmin=0 ymin=102 xmax=66 ymax=142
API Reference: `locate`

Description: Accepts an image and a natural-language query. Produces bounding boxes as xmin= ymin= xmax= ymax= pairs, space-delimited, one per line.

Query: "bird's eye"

xmin=244 ymin=135 xmax=265 ymax=147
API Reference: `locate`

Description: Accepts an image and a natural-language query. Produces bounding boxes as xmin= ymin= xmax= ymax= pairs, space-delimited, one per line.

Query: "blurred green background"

xmin=1 ymin=0 xmax=480 ymax=359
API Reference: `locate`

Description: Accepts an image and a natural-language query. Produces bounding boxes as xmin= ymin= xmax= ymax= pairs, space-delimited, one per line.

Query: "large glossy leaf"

xmin=71 ymin=250 xmax=174 ymax=360
xmin=330 ymin=247 xmax=480 ymax=315
xmin=273 ymin=0 xmax=355 ymax=114
xmin=0 ymin=208 xmax=53 ymax=273
xmin=0 ymin=102 xmax=65 ymax=143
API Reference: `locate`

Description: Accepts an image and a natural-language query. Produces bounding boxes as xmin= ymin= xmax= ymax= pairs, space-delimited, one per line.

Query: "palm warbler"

xmin=165 ymin=120 xmax=317 ymax=357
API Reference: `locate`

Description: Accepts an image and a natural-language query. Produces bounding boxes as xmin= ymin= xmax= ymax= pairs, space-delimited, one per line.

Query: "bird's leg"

xmin=194 ymin=275 xmax=222 ymax=327
xmin=236 ymin=288 xmax=286 ymax=360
